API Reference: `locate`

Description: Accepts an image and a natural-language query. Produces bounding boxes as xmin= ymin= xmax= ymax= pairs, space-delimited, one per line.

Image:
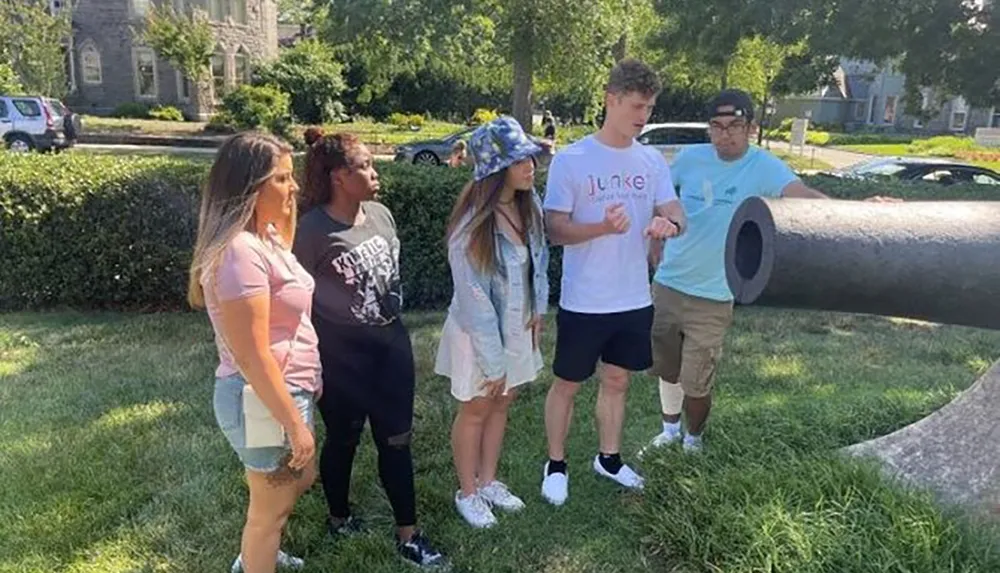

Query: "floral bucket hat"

xmin=469 ymin=116 xmax=543 ymax=182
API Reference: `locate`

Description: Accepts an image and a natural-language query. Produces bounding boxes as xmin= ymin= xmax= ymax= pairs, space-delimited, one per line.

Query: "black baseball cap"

xmin=706 ymin=89 xmax=755 ymax=121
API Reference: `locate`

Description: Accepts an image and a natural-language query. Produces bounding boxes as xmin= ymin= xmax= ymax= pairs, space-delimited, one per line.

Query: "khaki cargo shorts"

xmin=650 ymin=283 xmax=734 ymax=398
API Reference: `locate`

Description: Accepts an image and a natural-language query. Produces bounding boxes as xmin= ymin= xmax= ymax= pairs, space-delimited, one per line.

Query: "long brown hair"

xmin=445 ymin=168 xmax=541 ymax=274
xmin=301 ymin=127 xmax=361 ymax=212
xmin=187 ymin=132 xmax=294 ymax=309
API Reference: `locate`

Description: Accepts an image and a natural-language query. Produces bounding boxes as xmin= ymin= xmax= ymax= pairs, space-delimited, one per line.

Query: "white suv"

xmin=637 ymin=122 xmax=710 ymax=162
xmin=0 ymin=95 xmax=72 ymax=152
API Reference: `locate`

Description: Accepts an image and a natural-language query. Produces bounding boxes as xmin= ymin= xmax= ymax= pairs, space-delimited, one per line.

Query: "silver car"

xmin=637 ymin=122 xmax=711 ymax=162
xmin=394 ymin=126 xmax=554 ymax=167
xmin=0 ymin=95 xmax=74 ymax=152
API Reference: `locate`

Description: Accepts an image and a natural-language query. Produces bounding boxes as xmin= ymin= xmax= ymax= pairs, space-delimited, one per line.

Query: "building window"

xmin=234 ymin=49 xmax=251 ymax=85
xmin=232 ymin=0 xmax=247 ymax=24
xmin=854 ymin=101 xmax=866 ymax=121
xmin=208 ymin=0 xmax=224 ymax=21
xmin=81 ymin=43 xmax=102 ymax=85
xmin=951 ymin=111 xmax=967 ymax=132
xmin=991 ymin=110 xmax=1000 ymax=128
xmin=132 ymin=0 xmax=150 ymax=17
xmin=883 ymin=96 xmax=897 ymax=124
xmin=951 ymin=97 xmax=968 ymax=132
xmin=176 ymin=71 xmax=191 ymax=102
xmin=133 ymin=47 xmax=158 ymax=99
xmin=211 ymin=51 xmax=227 ymax=101
xmin=868 ymin=96 xmax=877 ymax=124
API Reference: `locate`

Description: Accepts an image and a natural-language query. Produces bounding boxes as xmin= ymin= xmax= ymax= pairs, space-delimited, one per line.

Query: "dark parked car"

xmin=819 ymin=157 xmax=1000 ymax=186
xmin=394 ymin=126 xmax=554 ymax=167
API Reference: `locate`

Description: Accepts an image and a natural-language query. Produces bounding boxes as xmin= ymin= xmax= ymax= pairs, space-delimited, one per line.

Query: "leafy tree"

xmin=0 ymin=61 xmax=23 ymax=94
xmin=256 ymin=39 xmax=347 ymax=124
xmin=0 ymin=0 xmax=71 ymax=97
xmin=137 ymin=4 xmax=214 ymax=116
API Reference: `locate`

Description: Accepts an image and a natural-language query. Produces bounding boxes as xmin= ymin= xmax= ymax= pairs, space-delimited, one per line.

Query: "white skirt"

xmin=435 ymin=314 xmax=543 ymax=402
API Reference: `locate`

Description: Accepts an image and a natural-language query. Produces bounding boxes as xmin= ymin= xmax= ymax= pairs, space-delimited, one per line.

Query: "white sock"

xmin=662 ymin=420 xmax=681 ymax=434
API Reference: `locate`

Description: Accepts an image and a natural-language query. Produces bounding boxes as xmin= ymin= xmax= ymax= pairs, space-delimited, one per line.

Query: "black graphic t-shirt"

xmin=293 ymin=202 xmax=402 ymax=326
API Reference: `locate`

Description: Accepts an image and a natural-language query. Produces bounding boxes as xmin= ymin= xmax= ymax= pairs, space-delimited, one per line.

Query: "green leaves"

xmin=138 ymin=4 xmax=214 ymax=92
xmin=255 ymin=39 xmax=347 ymax=124
xmin=0 ymin=0 xmax=70 ymax=97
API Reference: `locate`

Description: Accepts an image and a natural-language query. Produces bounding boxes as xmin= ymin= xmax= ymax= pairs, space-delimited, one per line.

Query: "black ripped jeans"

xmin=314 ymin=317 xmax=417 ymax=527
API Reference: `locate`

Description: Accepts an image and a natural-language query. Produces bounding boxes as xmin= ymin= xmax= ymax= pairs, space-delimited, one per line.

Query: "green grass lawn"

xmin=771 ymin=149 xmax=835 ymax=172
xmin=3 ymin=308 xmax=1000 ymax=572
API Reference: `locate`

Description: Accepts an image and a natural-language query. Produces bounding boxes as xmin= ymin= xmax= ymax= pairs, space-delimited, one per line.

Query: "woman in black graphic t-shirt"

xmin=292 ymin=128 xmax=446 ymax=569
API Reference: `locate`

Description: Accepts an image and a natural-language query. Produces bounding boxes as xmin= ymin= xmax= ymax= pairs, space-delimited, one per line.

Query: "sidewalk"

xmin=765 ymin=139 xmax=873 ymax=170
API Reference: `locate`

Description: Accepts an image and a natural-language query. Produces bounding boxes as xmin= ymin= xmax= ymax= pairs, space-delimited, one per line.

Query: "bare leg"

xmin=596 ymin=364 xmax=630 ymax=455
xmin=451 ymin=398 xmax=492 ymax=497
xmin=479 ymin=391 xmax=517 ymax=484
xmin=241 ymin=463 xmax=316 ymax=573
xmin=684 ymin=394 xmax=712 ymax=435
xmin=545 ymin=379 xmax=581 ymax=461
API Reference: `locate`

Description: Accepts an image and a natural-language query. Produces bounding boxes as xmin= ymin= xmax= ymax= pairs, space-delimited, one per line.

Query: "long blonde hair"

xmin=444 ymin=167 xmax=541 ymax=274
xmin=187 ymin=132 xmax=295 ymax=309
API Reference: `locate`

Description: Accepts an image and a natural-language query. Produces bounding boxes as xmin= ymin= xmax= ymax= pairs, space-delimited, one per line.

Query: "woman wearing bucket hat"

xmin=435 ymin=116 xmax=550 ymax=528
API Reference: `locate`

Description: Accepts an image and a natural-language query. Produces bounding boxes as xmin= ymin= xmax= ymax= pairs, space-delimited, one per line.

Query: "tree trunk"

xmin=720 ymin=64 xmax=729 ymax=90
xmin=512 ymin=42 xmax=534 ymax=134
xmin=190 ymin=68 xmax=214 ymax=121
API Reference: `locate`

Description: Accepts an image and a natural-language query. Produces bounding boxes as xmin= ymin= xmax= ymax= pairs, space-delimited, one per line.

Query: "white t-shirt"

xmin=543 ymin=135 xmax=677 ymax=314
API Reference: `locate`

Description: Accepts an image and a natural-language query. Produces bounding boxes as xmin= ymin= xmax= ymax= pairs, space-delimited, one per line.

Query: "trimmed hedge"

xmin=1 ymin=151 xmax=995 ymax=311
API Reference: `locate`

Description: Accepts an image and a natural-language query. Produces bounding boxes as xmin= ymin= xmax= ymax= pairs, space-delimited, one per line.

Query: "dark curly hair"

xmin=300 ymin=126 xmax=363 ymax=212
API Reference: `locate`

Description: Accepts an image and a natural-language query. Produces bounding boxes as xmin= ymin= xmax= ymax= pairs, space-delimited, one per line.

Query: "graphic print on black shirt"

xmin=293 ymin=202 xmax=403 ymax=327
xmin=330 ymin=233 xmax=401 ymax=324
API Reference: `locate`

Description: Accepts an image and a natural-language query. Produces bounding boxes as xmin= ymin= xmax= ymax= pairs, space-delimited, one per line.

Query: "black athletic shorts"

xmin=552 ymin=305 xmax=654 ymax=382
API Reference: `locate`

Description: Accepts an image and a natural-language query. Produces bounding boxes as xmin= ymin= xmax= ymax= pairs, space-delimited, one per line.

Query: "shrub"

xmin=112 ymin=102 xmax=151 ymax=119
xmin=149 ymin=105 xmax=185 ymax=122
xmin=0 ymin=152 xmax=205 ymax=310
xmin=256 ymin=39 xmax=347 ymax=124
xmin=388 ymin=112 xmax=425 ymax=130
xmin=2 ymin=152 xmax=993 ymax=311
xmin=217 ymin=84 xmax=292 ymax=135
xmin=471 ymin=108 xmax=499 ymax=126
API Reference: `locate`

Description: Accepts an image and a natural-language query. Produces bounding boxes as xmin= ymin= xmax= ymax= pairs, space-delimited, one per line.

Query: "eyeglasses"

xmin=708 ymin=121 xmax=749 ymax=135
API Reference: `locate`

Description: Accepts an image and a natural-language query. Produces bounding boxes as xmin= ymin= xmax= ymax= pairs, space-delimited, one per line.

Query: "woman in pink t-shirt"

xmin=188 ymin=132 xmax=321 ymax=573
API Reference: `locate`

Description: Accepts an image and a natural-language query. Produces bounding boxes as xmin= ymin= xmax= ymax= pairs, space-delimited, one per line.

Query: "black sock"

xmin=547 ymin=459 xmax=567 ymax=475
xmin=598 ymin=452 xmax=623 ymax=474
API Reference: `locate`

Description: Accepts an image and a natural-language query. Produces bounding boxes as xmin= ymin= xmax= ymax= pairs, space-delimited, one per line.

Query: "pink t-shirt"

xmin=202 ymin=230 xmax=322 ymax=394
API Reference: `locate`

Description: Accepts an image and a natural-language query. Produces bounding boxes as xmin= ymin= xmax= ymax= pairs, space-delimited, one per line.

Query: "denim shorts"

xmin=213 ymin=373 xmax=316 ymax=473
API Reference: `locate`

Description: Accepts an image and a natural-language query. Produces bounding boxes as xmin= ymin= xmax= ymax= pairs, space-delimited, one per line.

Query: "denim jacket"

xmin=445 ymin=191 xmax=550 ymax=381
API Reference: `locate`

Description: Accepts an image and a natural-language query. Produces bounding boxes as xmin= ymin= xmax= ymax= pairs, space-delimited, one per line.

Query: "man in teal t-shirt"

xmin=643 ymin=89 xmax=895 ymax=454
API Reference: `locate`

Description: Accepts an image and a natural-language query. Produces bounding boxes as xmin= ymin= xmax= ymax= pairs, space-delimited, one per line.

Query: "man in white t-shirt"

xmin=540 ymin=58 xmax=686 ymax=505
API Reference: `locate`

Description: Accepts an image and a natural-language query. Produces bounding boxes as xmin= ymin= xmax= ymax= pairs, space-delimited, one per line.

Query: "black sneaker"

xmin=397 ymin=530 xmax=448 ymax=569
xmin=327 ymin=515 xmax=365 ymax=538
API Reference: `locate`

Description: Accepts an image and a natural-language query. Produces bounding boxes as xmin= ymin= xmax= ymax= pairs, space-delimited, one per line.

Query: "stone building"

xmin=57 ymin=0 xmax=279 ymax=117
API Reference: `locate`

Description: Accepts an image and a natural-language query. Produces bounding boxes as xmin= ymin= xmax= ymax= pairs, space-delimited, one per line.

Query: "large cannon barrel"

xmin=724 ymin=198 xmax=1000 ymax=330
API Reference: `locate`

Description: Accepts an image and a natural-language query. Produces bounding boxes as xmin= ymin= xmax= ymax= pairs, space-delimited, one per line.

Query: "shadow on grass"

xmin=2 ymin=307 xmax=1000 ymax=573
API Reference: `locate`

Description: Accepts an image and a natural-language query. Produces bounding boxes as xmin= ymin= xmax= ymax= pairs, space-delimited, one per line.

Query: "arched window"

xmin=234 ymin=47 xmax=251 ymax=85
xmin=80 ymin=41 xmax=102 ymax=85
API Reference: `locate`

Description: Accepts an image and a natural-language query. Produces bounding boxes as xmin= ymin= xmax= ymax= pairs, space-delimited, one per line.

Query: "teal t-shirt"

xmin=653 ymin=144 xmax=799 ymax=302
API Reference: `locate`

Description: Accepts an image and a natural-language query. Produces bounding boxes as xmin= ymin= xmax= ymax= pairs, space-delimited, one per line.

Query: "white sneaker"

xmin=231 ymin=550 xmax=305 ymax=572
xmin=478 ymin=480 xmax=525 ymax=512
xmin=592 ymin=456 xmax=645 ymax=490
xmin=454 ymin=491 xmax=497 ymax=528
xmin=638 ymin=426 xmax=683 ymax=458
xmin=683 ymin=434 xmax=703 ymax=453
xmin=541 ymin=462 xmax=568 ymax=506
